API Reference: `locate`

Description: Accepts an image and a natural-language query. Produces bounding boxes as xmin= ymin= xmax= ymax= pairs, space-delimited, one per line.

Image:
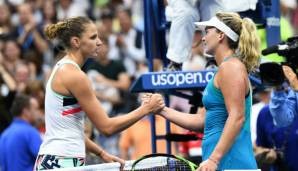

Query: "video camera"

xmin=260 ymin=36 xmax=298 ymax=86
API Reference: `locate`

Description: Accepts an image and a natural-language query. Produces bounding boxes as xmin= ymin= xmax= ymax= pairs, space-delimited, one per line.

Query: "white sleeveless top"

xmin=39 ymin=58 xmax=85 ymax=157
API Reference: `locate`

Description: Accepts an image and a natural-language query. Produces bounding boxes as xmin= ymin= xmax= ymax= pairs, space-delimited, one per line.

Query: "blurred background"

xmin=0 ymin=0 xmax=297 ymax=171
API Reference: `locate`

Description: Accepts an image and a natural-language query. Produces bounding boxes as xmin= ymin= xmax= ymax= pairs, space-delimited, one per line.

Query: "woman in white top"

xmin=34 ymin=16 xmax=164 ymax=170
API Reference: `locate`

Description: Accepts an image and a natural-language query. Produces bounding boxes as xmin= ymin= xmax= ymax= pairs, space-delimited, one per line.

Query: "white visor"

xmin=194 ymin=17 xmax=239 ymax=42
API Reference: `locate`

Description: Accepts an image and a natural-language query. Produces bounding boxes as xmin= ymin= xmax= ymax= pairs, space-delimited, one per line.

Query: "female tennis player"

xmin=146 ymin=12 xmax=261 ymax=171
xmin=34 ymin=16 xmax=164 ymax=170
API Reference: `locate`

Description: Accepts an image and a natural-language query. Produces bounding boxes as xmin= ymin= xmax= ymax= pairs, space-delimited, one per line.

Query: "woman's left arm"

xmin=210 ymin=61 xmax=248 ymax=164
xmin=85 ymin=137 xmax=125 ymax=164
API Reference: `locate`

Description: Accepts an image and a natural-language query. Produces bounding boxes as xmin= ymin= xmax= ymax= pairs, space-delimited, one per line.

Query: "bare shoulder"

xmin=56 ymin=64 xmax=89 ymax=87
xmin=218 ymin=58 xmax=247 ymax=77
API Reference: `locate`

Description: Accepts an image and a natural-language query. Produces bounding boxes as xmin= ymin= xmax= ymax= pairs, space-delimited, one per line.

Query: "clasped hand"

xmin=141 ymin=93 xmax=165 ymax=114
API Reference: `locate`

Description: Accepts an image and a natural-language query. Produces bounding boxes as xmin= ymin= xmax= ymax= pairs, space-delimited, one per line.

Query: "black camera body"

xmin=260 ymin=36 xmax=298 ymax=86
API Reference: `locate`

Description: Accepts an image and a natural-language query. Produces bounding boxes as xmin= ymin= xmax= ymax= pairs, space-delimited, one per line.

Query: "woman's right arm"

xmin=160 ymin=107 xmax=205 ymax=131
xmin=62 ymin=66 xmax=164 ymax=136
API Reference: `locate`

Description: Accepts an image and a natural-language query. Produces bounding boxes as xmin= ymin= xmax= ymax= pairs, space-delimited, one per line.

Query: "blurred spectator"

xmin=10 ymin=3 xmax=48 ymax=67
xmin=24 ymin=80 xmax=45 ymax=136
xmin=0 ymin=94 xmax=42 ymax=171
xmin=2 ymin=40 xmax=22 ymax=75
xmin=119 ymin=115 xmax=180 ymax=160
xmin=39 ymin=0 xmax=57 ymax=28
xmin=98 ymin=9 xmax=120 ymax=61
xmin=24 ymin=80 xmax=45 ymax=110
xmin=251 ymin=88 xmax=271 ymax=143
xmin=38 ymin=0 xmax=57 ymax=66
xmin=14 ymin=61 xmax=33 ymax=93
xmin=121 ymin=0 xmax=144 ymax=30
xmin=94 ymin=0 xmax=123 ymax=17
xmin=280 ymin=0 xmax=297 ymax=20
xmin=0 ymin=53 xmax=16 ymax=134
xmin=0 ymin=4 xmax=14 ymax=40
xmin=115 ymin=6 xmax=145 ymax=77
xmin=25 ymin=0 xmax=43 ymax=24
xmin=255 ymin=105 xmax=298 ymax=171
xmin=56 ymin=0 xmax=87 ymax=20
xmin=15 ymin=3 xmax=47 ymax=51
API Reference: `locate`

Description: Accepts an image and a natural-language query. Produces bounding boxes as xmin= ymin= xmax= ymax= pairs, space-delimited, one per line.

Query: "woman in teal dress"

xmin=152 ymin=12 xmax=261 ymax=171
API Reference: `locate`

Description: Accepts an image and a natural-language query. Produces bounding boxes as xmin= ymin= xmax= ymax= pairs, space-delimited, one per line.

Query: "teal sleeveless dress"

xmin=201 ymin=66 xmax=257 ymax=170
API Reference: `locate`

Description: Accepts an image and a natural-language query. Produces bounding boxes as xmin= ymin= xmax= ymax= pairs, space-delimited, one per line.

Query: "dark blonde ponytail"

xmin=238 ymin=17 xmax=261 ymax=72
xmin=216 ymin=12 xmax=261 ymax=72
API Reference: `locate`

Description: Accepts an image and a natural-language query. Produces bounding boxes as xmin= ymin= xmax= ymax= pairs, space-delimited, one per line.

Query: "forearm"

xmin=106 ymin=106 xmax=148 ymax=135
xmin=33 ymin=30 xmax=49 ymax=53
xmin=17 ymin=31 xmax=31 ymax=45
xmin=86 ymin=136 xmax=125 ymax=164
xmin=1 ymin=71 xmax=16 ymax=91
xmin=85 ymin=136 xmax=104 ymax=156
xmin=209 ymin=113 xmax=244 ymax=163
xmin=160 ymin=107 xmax=204 ymax=131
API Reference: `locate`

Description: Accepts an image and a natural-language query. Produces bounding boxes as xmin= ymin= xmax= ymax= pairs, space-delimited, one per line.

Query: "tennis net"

xmin=50 ymin=157 xmax=168 ymax=171
xmin=50 ymin=157 xmax=262 ymax=171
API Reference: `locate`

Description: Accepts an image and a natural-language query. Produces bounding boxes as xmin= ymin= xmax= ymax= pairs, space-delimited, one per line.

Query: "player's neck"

xmin=215 ymin=47 xmax=235 ymax=65
xmin=66 ymin=51 xmax=85 ymax=67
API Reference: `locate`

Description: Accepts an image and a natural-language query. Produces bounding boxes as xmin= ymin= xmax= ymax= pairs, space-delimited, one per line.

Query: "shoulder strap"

xmin=58 ymin=58 xmax=81 ymax=70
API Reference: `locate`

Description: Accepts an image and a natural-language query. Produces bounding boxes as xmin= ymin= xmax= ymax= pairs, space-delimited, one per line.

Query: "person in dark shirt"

xmin=0 ymin=62 xmax=16 ymax=134
xmin=83 ymin=33 xmax=131 ymax=115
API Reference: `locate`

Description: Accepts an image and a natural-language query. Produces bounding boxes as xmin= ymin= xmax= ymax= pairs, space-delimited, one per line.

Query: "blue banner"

xmin=142 ymin=70 xmax=215 ymax=89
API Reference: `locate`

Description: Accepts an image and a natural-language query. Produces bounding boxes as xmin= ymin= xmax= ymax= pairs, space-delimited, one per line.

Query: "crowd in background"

xmin=0 ymin=0 xmax=298 ymax=171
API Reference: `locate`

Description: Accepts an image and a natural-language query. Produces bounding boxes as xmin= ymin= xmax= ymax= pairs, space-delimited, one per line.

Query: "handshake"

xmin=141 ymin=93 xmax=166 ymax=114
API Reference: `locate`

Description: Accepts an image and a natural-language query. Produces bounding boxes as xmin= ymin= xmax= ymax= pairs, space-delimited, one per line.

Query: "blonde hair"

xmin=216 ymin=12 xmax=261 ymax=72
xmin=44 ymin=16 xmax=92 ymax=49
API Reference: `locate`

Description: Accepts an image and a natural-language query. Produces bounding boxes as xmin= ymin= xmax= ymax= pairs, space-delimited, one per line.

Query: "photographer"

xmin=269 ymin=65 xmax=298 ymax=127
xmin=260 ymin=36 xmax=298 ymax=127
xmin=255 ymin=105 xmax=298 ymax=171
xmin=258 ymin=36 xmax=298 ymax=170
